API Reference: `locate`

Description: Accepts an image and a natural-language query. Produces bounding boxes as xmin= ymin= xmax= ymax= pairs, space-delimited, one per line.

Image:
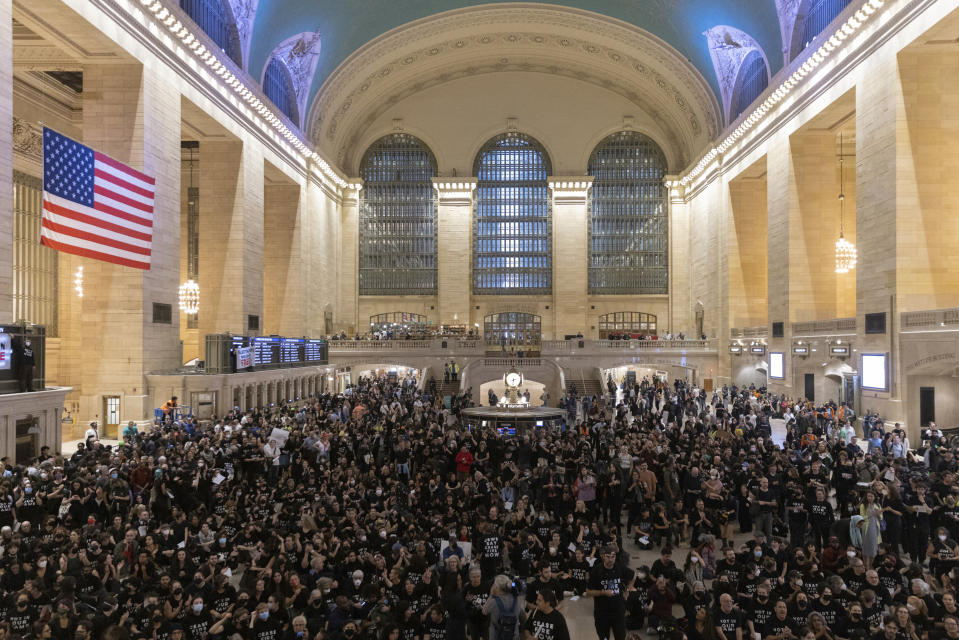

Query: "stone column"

xmin=263 ymin=180 xmax=306 ymax=336
xmin=337 ymin=182 xmax=362 ymax=333
xmin=67 ymin=64 xmax=181 ymax=420
xmin=198 ymin=139 xmax=264 ymax=337
xmin=0 ymin=3 xmax=12 ymax=323
xmin=549 ymin=178 xmax=593 ymax=339
xmin=765 ymin=134 xmax=796 ymax=395
xmin=433 ymin=180 xmax=477 ymax=326
xmin=667 ymin=178 xmax=691 ymax=336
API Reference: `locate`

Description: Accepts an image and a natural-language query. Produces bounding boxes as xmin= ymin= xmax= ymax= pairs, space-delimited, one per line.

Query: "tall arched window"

xmin=587 ymin=131 xmax=668 ymax=294
xmin=473 ymin=133 xmax=552 ymax=295
xmin=731 ymin=52 xmax=769 ymax=120
xmin=179 ymin=0 xmax=242 ymax=67
xmin=263 ymin=57 xmax=298 ymax=124
xmin=798 ymin=0 xmax=852 ymax=55
xmin=359 ymin=134 xmax=438 ymax=295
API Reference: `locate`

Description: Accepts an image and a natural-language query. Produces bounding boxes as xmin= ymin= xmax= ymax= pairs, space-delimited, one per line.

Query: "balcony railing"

xmin=901 ymin=307 xmax=959 ymax=330
xmin=792 ymin=318 xmax=856 ymax=335
xmin=328 ymin=338 xmax=714 ymax=356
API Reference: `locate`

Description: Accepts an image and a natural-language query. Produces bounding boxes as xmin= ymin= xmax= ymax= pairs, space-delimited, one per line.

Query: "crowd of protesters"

xmin=0 ymin=371 xmax=957 ymax=640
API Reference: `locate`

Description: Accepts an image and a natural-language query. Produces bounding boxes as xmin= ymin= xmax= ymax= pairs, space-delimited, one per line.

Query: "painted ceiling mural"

xmin=244 ymin=0 xmax=787 ymax=113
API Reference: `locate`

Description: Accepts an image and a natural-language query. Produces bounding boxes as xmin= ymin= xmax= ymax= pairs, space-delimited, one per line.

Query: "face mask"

xmin=219 ymin=538 xmax=227 ymax=545
xmin=354 ymin=579 xmax=362 ymax=587
xmin=754 ymin=550 xmax=762 ymax=558
xmin=755 ymin=569 xmax=761 ymax=577
xmin=380 ymin=530 xmax=387 ymax=538
xmin=691 ymin=556 xmax=699 ymax=563
xmin=376 ymin=489 xmax=382 ymax=496
xmin=297 ymin=633 xmax=306 ymax=639
xmin=359 ymin=536 xmax=367 ymax=542
xmin=796 ymin=579 xmax=803 ymax=587
xmin=549 ymin=547 xmax=557 ymax=554
xmin=111 ymin=474 xmax=118 ymax=479
xmin=344 ymin=630 xmax=356 ymax=637
xmin=259 ymin=611 xmax=270 ymax=621
xmin=637 ymin=572 xmax=647 ymax=579
xmin=847 ymin=551 xmax=857 ymax=558
xmin=941 ymin=535 xmax=949 ymax=542
xmin=25 ymin=487 xmax=32 ymax=493
xmin=193 ymin=604 xmax=203 ymax=613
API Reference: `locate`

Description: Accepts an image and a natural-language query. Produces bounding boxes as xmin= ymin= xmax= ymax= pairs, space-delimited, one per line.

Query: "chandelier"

xmin=177 ymin=279 xmax=200 ymax=315
xmin=835 ymin=134 xmax=857 ymax=274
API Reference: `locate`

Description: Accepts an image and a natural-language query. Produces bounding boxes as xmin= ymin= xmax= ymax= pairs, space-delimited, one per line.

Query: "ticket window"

xmin=102 ymin=395 xmax=120 ymax=439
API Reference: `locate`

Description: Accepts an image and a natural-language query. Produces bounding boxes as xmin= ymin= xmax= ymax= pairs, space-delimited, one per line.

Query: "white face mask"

xmin=353 ymin=579 xmax=362 ymax=587
xmin=941 ymin=535 xmax=949 ymax=542
xmin=847 ymin=551 xmax=857 ymax=558
xmin=691 ymin=556 xmax=699 ymax=563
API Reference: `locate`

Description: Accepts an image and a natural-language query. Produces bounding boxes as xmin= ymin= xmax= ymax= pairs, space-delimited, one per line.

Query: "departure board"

xmin=304 ymin=339 xmax=327 ymax=363
xmin=252 ymin=337 xmax=279 ymax=367
xmin=280 ymin=338 xmax=304 ymax=363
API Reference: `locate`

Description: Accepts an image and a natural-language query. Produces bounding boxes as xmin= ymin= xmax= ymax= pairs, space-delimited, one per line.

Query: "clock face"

xmin=505 ymin=372 xmax=521 ymax=387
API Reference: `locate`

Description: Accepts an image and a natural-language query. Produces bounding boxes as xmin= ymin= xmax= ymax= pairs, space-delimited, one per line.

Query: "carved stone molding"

xmin=13 ymin=117 xmax=43 ymax=163
xmin=307 ymin=4 xmax=721 ymax=172
xmin=264 ymin=31 xmax=321 ymax=128
xmin=703 ymin=25 xmax=768 ymax=123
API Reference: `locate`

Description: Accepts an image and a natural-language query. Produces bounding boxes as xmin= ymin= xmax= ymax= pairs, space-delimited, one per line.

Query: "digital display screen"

xmin=830 ymin=346 xmax=849 ymax=355
xmin=793 ymin=346 xmax=808 ymax=355
xmin=280 ymin=338 xmax=304 ymax=364
xmin=862 ymin=353 xmax=888 ymax=391
xmin=305 ymin=339 xmax=326 ymax=362
xmin=770 ymin=352 xmax=785 ymax=379
xmin=252 ymin=337 xmax=279 ymax=367
xmin=729 ymin=346 xmax=742 ymax=353
xmin=751 ymin=346 xmax=766 ymax=354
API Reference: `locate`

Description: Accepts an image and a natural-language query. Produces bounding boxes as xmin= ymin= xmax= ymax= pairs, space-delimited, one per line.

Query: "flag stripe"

xmin=94 ymin=185 xmax=153 ymax=214
xmin=44 ymin=193 xmax=152 ymax=236
xmin=42 ymin=218 xmax=151 ymax=256
xmin=91 ymin=199 xmax=154 ymax=229
xmin=94 ymin=152 xmax=155 ymax=187
xmin=40 ymin=234 xmax=151 ymax=270
xmin=42 ymin=209 xmax=153 ymax=249
xmin=94 ymin=168 xmax=155 ymax=200
xmin=43 ymin=128 xmax=154 ymax=270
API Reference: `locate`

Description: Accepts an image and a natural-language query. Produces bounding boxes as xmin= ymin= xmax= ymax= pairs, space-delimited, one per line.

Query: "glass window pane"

xmin=588 ymin=131 xmax=668 ymax=294
xmin=472 ymin=133 xmax=551 ymax=295
xmin=359 ymin=134 xmax=438 ymax=295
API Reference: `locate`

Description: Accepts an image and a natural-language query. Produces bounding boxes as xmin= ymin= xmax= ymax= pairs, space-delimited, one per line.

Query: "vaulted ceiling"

xmin=248 ymin=0 xmax=785 ymax=111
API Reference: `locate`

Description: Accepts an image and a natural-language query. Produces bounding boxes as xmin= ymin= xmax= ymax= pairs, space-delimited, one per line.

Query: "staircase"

xmin=580 ymin=375 xmax=604 ymax=399
xmin=432 ymin=380 xmax=461 ymax=399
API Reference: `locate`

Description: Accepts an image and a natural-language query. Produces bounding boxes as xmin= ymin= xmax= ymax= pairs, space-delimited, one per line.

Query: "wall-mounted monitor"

xmin=830 ymin=346 xmax=849 ymax=356
xmin=793 ymin=346 xmax=808 ymax=355
xmin=770 ymin=352 xmax=785 ymax=379
xmin=861 ymin=353 xmax=888 ymax=391
xmin=729 ymin=345 xmax=742 ymax=353
xmin=750 ymin=346 xmax=766 ymax=355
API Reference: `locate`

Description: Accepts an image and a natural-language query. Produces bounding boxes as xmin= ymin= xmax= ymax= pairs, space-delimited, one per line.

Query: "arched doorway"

xmin=597 ymin=311 xmax=658 ymax=339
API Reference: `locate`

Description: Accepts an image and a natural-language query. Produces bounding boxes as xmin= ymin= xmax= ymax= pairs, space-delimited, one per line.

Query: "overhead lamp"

xmin=834 ymin=134 xmax=857 ymax=274
xmin=178 ymin=279 xmax=200 ymax=315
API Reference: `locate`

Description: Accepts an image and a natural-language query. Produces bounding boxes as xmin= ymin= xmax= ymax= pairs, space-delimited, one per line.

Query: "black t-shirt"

xmin=748 ymin=600 xmax=774 ymax=630
xmin=588 ymin=563 xmax=634 ymax=618
xmin=524 ymin=608 xmax=572 ymax=640
xmin=763 ymin=615 xmax=790 ymax=639
xmin=250 ymin=617 xmax=282 ymax=640
xmin=715 ymin=607 xmax=745 ymax=639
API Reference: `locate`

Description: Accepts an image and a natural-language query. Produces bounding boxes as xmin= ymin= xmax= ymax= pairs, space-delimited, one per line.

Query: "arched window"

xmin=263 ymin=57 xmax=298 ymax=123
xmin=473 ymin=133 xmax=552 ymax=295
xmin=587 ymin=131 xmax=668 ymax=294
xmin=359 ymin=134 xmax=438 ymax=295
xmin=731 ymin=52 xmax=769 ymax=120
xmin=179 ymin=0 xmax=242 ymax=67
xmin=484 ymin=312 xmax=542 ymax=355
xmin=597 ymin=312 xmax=657 ymax=339
xmin=798 ymin=0 xmax=852 ymax=54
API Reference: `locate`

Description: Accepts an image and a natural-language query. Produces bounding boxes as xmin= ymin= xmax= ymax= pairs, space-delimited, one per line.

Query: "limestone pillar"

xmin=765 ymin=135 xmax=796 ymax=395
xmin=263 ymin=180 xmax=306 ymax=336
xmin=433 ymin=179 xmax=477 ymax=326
xmin=667 ymin=178 xmax=691 ymax=337
xmin=198 ymin=140 xmax=264 ymax=338
xmin=0 ymin=3 xmax=12 ymax=323
xmin=337 ymin=183 xmax=361 ymax=333
xmin=549 ymin=178 xmax=592 ymax=339
xmin=66 ymin=64 xmax=181 ymax=422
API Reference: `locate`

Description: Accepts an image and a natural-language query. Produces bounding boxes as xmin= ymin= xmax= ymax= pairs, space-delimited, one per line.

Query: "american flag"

xmin=41 ymin=127 xmax=155 ymax=270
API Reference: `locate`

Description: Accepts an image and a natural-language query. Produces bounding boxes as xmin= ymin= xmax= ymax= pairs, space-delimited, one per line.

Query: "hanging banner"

xmin=236 ymin=346 xmax=253 ymax=369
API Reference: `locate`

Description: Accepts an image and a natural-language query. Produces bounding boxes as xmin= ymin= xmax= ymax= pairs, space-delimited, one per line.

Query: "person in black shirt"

xmin=587 ymin=545 xmax=635 ymax=640
xmin=715 ymin=593 xmax=745 ymax=640
xmin=764 ymin=600 xmax=795 ymax=640
xmin=524 ymin=587 xmax=571 ymax=640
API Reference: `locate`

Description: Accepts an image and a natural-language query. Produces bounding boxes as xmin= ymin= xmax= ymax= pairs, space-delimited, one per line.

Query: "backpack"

xmin=491 ymin=595 xmax=518 ymax=640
